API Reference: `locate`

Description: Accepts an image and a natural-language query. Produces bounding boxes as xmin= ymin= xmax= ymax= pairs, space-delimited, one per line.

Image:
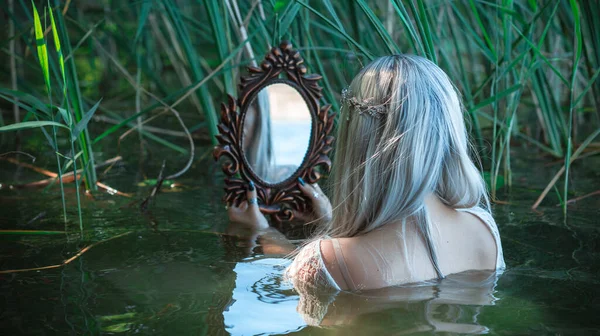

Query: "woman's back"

xmin=286 ymin=196 xmax=503 ymax=291
xmin=283 ymin=54 xmax=506 ymax=292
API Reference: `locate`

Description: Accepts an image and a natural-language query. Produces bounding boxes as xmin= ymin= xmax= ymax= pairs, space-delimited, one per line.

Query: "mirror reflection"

xmin=243 ymin=83 xmax=312 ymax=184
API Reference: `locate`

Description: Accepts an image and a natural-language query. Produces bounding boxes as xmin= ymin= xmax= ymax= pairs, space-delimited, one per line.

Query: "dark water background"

xmin=1 ymin=138 xmax=599 ymax=335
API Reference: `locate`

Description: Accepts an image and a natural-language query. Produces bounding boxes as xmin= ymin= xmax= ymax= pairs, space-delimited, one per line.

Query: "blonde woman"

xmin=228 ymin=55 xmax=505 ymax=292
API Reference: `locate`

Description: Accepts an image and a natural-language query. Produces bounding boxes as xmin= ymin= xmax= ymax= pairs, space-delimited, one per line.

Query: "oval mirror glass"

xmin=242 ymin=83 xmax=312 ymax=184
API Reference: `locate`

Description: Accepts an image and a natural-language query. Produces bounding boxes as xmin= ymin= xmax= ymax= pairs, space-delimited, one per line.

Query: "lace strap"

xmin=332 ymin=239 xmax=356 ymax=290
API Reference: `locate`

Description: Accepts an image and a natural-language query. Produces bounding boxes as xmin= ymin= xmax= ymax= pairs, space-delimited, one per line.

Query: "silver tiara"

xmin=341 ymin=88 xmax=387 ymax=118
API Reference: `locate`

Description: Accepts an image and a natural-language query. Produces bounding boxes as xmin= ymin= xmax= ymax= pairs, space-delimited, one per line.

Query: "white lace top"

xmin=284 ymin=207 xmax=505 ymax=293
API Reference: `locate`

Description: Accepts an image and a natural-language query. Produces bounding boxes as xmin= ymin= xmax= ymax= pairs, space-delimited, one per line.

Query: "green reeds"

xmin=49 ymin=0 xmax=97 ymax=192
xmin=2 ymin=0 xmax=599 ymax=216
xmin=1 ymin=2 xmax=102 ymax=230
xmin=292 ymin=0 xmax=599 ymax=207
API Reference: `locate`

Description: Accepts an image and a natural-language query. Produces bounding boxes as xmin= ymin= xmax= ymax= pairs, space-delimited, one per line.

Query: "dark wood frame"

xmin=213 ymin=41 xmax=335 ymax=224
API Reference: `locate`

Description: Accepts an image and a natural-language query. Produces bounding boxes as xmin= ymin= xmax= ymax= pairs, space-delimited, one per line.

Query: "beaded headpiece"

xmin=341 ymin=88 xmax=388 ymax=119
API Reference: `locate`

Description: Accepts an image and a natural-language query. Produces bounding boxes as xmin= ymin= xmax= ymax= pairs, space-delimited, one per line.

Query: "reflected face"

xmin=242 ymin=83 xmax=312 ymax=184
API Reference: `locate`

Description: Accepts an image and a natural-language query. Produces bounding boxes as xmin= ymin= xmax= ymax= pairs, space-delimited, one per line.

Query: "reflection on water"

xmin=225 ymin=256 xmax=501 ymax=335
xmin=224 ymin=258 xmax=303 ymax=335
xmin=309 ymin=271 xmax=499 ymax=334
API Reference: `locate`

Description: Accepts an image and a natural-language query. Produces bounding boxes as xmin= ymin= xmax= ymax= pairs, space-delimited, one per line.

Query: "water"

xmin=1 ymin=145 xmax=599 ymax=335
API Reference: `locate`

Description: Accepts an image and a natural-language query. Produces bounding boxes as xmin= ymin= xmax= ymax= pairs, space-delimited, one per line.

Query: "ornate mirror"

xmin=214 ymin=41 xmax=335 ymax=224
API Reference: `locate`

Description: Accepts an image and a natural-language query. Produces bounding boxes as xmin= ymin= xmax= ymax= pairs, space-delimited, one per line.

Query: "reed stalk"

xmin=1 ymin=0 xmax=599 ymax=217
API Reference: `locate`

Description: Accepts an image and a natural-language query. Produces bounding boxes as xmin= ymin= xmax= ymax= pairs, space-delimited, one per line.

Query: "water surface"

xmin=1 ymin=146 xmax=599 ymax=335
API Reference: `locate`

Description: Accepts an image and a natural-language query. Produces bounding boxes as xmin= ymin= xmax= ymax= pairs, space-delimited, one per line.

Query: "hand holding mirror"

xmin=213 ymin=41 xmax=336 ymax=225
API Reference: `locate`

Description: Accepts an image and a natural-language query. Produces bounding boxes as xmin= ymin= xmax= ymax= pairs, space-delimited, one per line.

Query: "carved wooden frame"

xmin=213 ymin=41 xmax=335 ymax=224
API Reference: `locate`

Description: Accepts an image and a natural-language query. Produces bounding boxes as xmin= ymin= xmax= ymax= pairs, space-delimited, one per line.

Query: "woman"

xmin=228 ymin=55 xmax=505 ymax=292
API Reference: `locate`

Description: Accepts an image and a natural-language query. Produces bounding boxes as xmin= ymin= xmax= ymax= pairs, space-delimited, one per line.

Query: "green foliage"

xmin=31 ymin=1 xmax=50 ymax=90
xmin=0 ymin=120 xmax=68 ymax=132
xmin=1 ymin=0 xmax=599 ymax=212
xmin=48 ymin=1 xmax=66 ymax=96
xmin=71 ymin=99 xmax=101 ymax=142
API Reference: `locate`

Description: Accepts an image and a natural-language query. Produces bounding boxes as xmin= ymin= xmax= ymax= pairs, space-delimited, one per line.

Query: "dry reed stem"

xmin=562 ymin=190 xmax=600 ymax=206
xmin=1 ymin=157 xmax=57 ymax=177
xmin=532 ymin=147 xmax=588 ymax=209
xmin=93 ymin=115 xmax=193 ymax=138
xmin=2 ymin=157 xmax=126 ymax=196
xmin=96 ymin=181 xmax=133 ymax=197
xmin=117 ymin=110 xmax=168 ymax=146
xmin=0 ymin=230 xmax=64 ymax=234
xmin=0 ymin=231 xmax=132 ymax=274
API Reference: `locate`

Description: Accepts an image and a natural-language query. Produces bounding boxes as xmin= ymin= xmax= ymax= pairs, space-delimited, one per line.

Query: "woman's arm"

xmin=226 ymin=179 xmax=332 ymax=256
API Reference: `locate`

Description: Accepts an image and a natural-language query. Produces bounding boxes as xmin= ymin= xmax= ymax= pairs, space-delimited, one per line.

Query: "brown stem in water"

xmin=0 ymin=231 xmax=132 ymax=274
xmin=532 ymin=143 xmax=597 ymax=209
xmin=2 ymin=156 xmax=124 ymax=192
xmin=562 ymin=190 xmax=600 ymax=206
xmin=140 ymin=160 xmax=166 ymax=213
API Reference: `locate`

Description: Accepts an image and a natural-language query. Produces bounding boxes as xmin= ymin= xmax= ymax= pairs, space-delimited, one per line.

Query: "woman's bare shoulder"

xmin=319 ymin=239 xmax=351 ymax=290
xmin=455 ymin=209 xmax=498 ymax=269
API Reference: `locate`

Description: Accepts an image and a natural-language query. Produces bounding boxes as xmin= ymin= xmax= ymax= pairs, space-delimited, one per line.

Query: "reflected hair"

xmin=318 ymin=55 xmax=490 ymax=278
xmin=246 ymin=90 xmax=275 ymax=181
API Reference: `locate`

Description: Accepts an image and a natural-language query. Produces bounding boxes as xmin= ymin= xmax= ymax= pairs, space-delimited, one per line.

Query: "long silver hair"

xmin=245 ymin=90 xmax=275 ymax=181
xmin=320 ymin=55 xmax=490 ymax=278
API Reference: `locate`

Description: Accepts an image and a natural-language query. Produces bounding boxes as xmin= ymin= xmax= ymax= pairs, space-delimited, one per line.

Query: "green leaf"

xmin=274 ymin=0 xmax=290 ymax=13
xmin=569 ymin=0 xmax=582 ymax=66
xmin=134 ymin=0 xmax=152 ymax=45
xmin=102 ymin=323 xmax=133 ymax=333
xmin=32 ymin=1 xmax=50 ymax=90
xmin=0 ymin=121 xmax=68 ymax=132
xmin=56 ymin=107 xmax=72 ymax=126
xmin=390 ymin=0 xmax=423 ymax=54
xmin=71 ymin=99 xmax=102 ymax=142
xmin=467 ymin=0 xmax=496 ymax=60
xmin=48 ymin=2 xmax=66 ymax=93
xmin=138 ymin=179 xmax=175 ymax=187
xmin=483 ymin=171 xmax=505 ymax=191
xmin=296 ymin=1 xmax=374 ymax=59
xmin=97 ymin=312 xmax=137 ymax=322
xmin=573 ymin=67 xmax=600 ymax=108
xmin=355 ymin=0 xmax=400 ymax=54
xmin=415 ymin=0 xmax=437 ymax=62
xmin=469 ymin=84 xmax=522 ymax=112
xmin=280 ymin=3 xmax=301 ymax=34
xmin=204 ymin=0 xmax=234 ymax=95
xmin=0 ymin=88 xmax=51 ymax=115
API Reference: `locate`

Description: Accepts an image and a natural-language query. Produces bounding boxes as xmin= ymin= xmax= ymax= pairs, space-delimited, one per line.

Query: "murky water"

xmin=1 ymin=144 xmax=599 ymax=335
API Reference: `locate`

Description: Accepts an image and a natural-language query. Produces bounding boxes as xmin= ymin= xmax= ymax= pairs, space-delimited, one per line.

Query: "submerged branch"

xmin=1 ymin=156 xmax=130 ymax=196
xmin=140 ymin=160 xmax=166 ymax=213
xmin=562 ymin=190 xmax=600 ymax=206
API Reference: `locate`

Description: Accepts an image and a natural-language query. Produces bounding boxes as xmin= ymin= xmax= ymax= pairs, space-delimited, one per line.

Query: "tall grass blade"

xmin=564 ymin=0 xmax=583 ymax=216
xmin=134 ymin=0 xmax=153 ymax=45
xmin=354 ymin=0 xmax=399 ymax=54
xmin=31 ymin=1 xmax=50 ymax=90
xmin=71 ymin=99 xmax=102 ymax=142
xmin=50 ymin=0 xmax=97 ymax=191
xmin=48 ymin=0 xmax=66 ymax=95
xmin=0 ymin=120 xmax=69 ymax=132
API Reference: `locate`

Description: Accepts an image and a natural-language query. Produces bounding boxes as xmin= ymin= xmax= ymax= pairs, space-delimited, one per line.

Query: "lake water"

xmin=1 ymin=145 xmax=599 ymax=335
